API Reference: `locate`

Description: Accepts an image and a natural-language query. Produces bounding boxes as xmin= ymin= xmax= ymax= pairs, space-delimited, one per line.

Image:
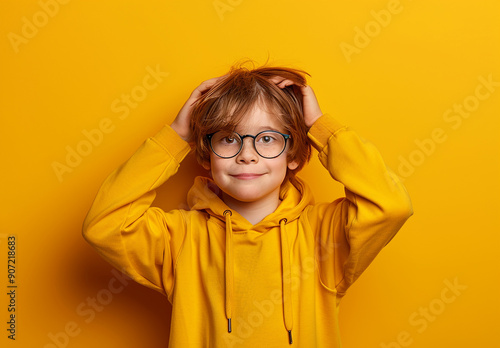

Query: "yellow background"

xmin=1 ymin=0 xmax=499 ymax=347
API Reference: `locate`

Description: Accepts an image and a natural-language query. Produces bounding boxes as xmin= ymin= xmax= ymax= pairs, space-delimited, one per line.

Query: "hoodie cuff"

xmin=151 ymin=124 xmax=191 ymax=164
xmin=307 ymin=113 xmax=347 ymax=151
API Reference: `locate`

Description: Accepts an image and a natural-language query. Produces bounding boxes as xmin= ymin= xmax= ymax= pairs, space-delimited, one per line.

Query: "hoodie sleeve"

xmin=82 ymin=125 xmax=191 ymax=297
xmin=306 ymin=113 xmax=413 ymax=296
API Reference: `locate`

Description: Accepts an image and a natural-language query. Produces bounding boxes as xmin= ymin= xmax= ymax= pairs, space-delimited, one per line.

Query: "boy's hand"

xmin=171 ymin=76 xmax=225 ymax=141
xmin=270 ymin=77 xmax=323 ymax=128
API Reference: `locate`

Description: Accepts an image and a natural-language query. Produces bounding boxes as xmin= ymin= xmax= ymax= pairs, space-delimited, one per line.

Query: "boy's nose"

xmin=236 ymin=138 xmax=259 ymax=163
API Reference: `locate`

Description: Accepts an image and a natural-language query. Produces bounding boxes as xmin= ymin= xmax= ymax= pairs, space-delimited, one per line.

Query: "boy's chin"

xmin=224 ymin=191 xmax=261 ymax=203
xmin=222 ymin=189 xmax=271 ymax=204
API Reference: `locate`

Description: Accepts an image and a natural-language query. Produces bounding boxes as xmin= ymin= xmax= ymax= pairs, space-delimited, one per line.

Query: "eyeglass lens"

xmin=210 ymin=131 xmax=286 ymax=158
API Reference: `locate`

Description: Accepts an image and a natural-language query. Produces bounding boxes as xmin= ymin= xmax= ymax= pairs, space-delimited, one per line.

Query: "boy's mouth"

xmin=230 ymin=173 xmax=264 ymax=180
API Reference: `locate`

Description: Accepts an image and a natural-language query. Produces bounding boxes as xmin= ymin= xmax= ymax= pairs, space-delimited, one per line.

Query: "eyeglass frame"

xmin=206 ymin=130 xmax=291 ymax=159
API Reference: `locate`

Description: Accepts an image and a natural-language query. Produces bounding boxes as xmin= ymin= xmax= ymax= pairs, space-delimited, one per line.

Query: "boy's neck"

xmin=222 ymin=189 xmax=281 ymax=225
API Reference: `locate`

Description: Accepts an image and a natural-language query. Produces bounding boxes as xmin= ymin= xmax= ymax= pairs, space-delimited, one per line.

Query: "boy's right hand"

xmin=171 ymin=76 xmax=225 ymax=141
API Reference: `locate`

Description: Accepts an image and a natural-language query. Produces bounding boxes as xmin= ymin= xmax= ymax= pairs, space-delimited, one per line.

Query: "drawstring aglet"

xmin=288 ymin=330 xmax=293 ymax=344
xmin=228 ymin=318 xmax=232 ymax=333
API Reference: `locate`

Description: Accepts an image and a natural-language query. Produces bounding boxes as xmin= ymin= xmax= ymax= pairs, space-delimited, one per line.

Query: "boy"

xmin=82 ymin=62 xmax=413 ymax=347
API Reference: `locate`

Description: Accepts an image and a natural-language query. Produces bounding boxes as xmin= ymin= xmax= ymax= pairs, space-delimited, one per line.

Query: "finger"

xmin=299 ymin=84 xmax=314 ymax=95
xmin=199 ymin=75 xmax=225 ymax=90
xmin=271 ymin=77 xmax=307 ymax=90
xmin=192 ymin=75 xmax=227 ymax=97
xmin=269 ymin=76 xmax=284 ymax=85
xmin=268 ymin=76 xmax=294 ymax=88
xmin=278 ymin=80 xmax=295 ymax=88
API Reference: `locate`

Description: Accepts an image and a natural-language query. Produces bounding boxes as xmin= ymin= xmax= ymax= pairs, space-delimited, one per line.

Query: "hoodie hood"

xmin=187 ymin=176 xmax=314 ymax=344
xmin=187 ymin=176 xmax=314 ymax=231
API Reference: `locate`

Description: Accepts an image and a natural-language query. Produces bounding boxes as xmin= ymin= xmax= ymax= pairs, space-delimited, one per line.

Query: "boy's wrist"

xmin=307 ymin=114 xmax=347 ymax=150
xmin=305 ymin=113 xmax=323 ymax=129
xmin=170 ymin=120 xmax=190 ymax=142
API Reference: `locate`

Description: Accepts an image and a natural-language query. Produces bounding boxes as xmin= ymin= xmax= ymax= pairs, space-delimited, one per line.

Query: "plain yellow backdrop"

xmin=1 ymin=0 xmax=499 ymax=347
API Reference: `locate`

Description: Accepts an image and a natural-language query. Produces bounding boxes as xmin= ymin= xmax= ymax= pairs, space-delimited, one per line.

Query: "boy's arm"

xmin=306 ymin=113 xmax=413 ymax=295
xmin=82 ymin=125 xmax=191 ymax=297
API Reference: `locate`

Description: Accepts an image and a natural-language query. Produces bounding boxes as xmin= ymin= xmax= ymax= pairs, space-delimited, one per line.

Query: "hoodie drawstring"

xmin=224 ymin=210 xmax=234 ymax=333
xmin=223 ymin=210 xmax=293 ymax=345
xmin=279 ymin=218 xmax=294 ymax=344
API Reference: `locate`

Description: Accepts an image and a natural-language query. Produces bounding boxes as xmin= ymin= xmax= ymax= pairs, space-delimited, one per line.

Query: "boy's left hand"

xmin=270 ymin=77 xmax=323 ymax=128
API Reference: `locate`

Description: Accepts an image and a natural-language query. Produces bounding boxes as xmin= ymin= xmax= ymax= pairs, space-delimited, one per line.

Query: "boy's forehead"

xmin=234 ymin=103 xmax=284 ymax=133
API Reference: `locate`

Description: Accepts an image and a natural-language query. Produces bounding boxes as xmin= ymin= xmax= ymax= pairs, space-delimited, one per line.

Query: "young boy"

xmin=82 ymin=62 xmax=413 ymax=347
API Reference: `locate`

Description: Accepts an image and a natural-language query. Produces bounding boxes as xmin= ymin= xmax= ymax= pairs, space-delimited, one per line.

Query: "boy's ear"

xmin=202 ymin=160 xmax=211 ymax=171
xmin=287 ymin=160 xmax=299 ymax=171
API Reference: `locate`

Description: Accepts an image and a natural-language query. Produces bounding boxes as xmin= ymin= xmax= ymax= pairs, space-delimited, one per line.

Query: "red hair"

xmin=189 ymin=60 xmax=312 ymax=181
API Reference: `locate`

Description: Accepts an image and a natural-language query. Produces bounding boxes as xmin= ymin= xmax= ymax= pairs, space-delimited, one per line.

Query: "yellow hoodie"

xmin=82 ymin=113 xmax=413 ymax=347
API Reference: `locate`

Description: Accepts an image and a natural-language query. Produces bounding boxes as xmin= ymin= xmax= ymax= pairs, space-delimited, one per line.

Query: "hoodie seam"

xmin=117 ymin=203 xmax=166 ymax=295
xmin=335 ymin=193 xmax=358 ymax=292
xmin=314 ymin=127 xmax=358 ymax=294
xmin=303 ymin=206 xmax=338 ymax=294
xmin=167 ymin=209 xmax=188 ymax=301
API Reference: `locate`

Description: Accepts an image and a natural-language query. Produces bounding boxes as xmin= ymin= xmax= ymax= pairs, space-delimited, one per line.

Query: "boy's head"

xmin=190 ymin=61 xmax=312 ymax=185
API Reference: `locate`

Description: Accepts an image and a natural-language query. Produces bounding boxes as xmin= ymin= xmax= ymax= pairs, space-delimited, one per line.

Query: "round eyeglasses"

xmin=206 ymin=130 xmax=291 ymax=159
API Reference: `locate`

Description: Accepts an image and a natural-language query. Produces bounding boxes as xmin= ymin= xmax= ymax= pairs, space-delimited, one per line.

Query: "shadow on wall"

xmin=71 ymin=239 xmax=172 ymax=346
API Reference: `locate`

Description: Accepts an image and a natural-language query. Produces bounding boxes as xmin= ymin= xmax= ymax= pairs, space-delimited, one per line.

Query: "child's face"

xmin=205 ymin=103 xmax=298 ymax=204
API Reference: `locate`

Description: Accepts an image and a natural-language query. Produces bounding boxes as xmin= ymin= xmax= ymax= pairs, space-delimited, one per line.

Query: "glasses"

xmin=206 ymin=130 xmax=291 ymax=159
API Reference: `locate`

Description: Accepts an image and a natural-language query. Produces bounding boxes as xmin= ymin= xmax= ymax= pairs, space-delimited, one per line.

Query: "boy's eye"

xmin=216 ymin=132 xmax=240 ymax=145
xmin=257 ymin=133 xmax=277 ymax=144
